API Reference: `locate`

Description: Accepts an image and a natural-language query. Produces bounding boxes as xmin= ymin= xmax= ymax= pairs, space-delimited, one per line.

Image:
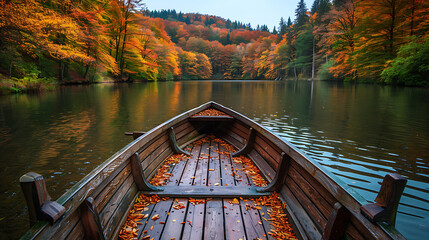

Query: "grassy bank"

xmin=0 ymin=73 xmax=57 ymax=94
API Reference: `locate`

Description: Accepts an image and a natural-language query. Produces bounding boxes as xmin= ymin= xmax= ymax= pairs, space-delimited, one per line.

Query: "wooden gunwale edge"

xmin=209 ymin=102 xmax=404 ymax=239
xmin=20 ymin=102 xmax=213 ymax=240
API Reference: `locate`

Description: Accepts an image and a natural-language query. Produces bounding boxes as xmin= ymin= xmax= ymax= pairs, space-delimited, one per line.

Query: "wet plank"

xmin=204 ymin=199 xmax=224 ymax=240
xmin=181 ymin=144 xmax=206 ymax=240
xmin=182 ymin=200 xmax=205 ymax=240
xmin=160 ymin=198 xmax=187 ymax=240
xmin=232 ymin=150 xmax=268 ymax=240
xmin=138 ymin=133 xmax=169 ymax=162
xmin=223 ymin=199 xmax=246 ymax=240
xmin=104 ymin=185 xmax=138 ymax=239
xmin=240 ymin=199 xmax=268 ymax=240
xmin=159 ymin=149 xmax=192 ymax=240
xmin=136 ymin=202 xmax=156 ymax=239
xmin=224 ymin=152 xmax=248 ymax=240
xmin=290 ymin=160 xmax=337 ymax=206
xmin=99 ymin=175 xmax=134 ymax=228
xmin=219 ymin=145 xmax=235 ymax=186
xmin=286 ymin=176 xmax=327 ymax=232
xmin=182 ymin=145 xmax=202 ymax=185
xmin=194 ymin=141 xmax=210 ymax=186
xmin=280 ymin=184 xmax=322 ymax=239
xmin=94 ymin=164 xmax=132 ymax=213
xmin=258 ymin=205 xmax=275 ymax=240
xmin=141 ymin=199 xmax=173 ymax=240
xmin=248 ymin=150 xmax=276 ymax=182
xmin=52 ymin=213 xmax=80 ymax=240
xmin=288 ymin=166 xmax=332 ymax=218
xmin=65 ymin=221 xmax=84 ymax=240
xmin=120 ymin=135 xmax=289 ymax=240
xmin=208 ymin=140 xmax=221 ymax=187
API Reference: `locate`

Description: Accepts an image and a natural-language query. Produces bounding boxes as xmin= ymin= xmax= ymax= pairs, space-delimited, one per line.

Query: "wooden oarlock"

xmin=361 ymin=173 xmax=407 ymax=226
xmin=19 ymin=172 xmax=66 ymax=226
xmin=124 ymin=131 xmax=146 ymax=140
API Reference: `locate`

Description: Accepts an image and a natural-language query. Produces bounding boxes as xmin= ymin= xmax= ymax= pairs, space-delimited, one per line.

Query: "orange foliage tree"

xmin=0 ymin=0 xmax=94 ymax=81
xmin=318 ymin=0 xmax=358 ymax=80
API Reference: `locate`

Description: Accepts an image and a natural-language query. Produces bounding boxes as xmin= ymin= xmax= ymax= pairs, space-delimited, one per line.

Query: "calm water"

xmin=0 ymin=81 xmax=428 ymax=239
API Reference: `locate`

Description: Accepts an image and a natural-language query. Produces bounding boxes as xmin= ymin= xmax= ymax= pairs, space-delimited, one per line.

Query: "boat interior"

xmin=19 ymin=102 xmax=406 ymax=240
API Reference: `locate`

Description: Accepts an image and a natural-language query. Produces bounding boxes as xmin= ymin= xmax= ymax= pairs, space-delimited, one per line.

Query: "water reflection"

xmin=0 ymin=81 xmax=428 ymax=239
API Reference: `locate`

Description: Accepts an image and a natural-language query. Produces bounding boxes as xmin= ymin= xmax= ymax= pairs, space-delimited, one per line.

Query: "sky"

xmin=144 ymin=0 xmax=314 ymax=31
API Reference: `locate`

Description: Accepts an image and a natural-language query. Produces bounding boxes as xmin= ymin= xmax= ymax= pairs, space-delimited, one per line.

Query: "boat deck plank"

xmin=122 ymin=136 xmax=282 ymax=240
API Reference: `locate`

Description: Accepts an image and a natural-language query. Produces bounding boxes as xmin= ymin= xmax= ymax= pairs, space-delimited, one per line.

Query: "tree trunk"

xmin=119 ymin=25 xmax=127 ymax=79
xmin=293 ymin=62 xmax=298 ymax=80
xmin=9 ymin=61 xmax=13 ymax=79
xmin=59 ymin=60 xmax=63 ymax=82
xmin=84 ymin=64 xmax=90 ymax=79
xmin=114 ymin=30 xmax=121 ymax=62
xmin=312 ymin=35 xmax=315 ymax=80
xmin=119 ymin=10 xmax=129 ymax=79
xmin=410 ymin=0 xmax=415 ymax=36
xmin=64 ymin=60 xmax=69 ymax=81
xmin=389 ymin=0 xmax=396 ymax=56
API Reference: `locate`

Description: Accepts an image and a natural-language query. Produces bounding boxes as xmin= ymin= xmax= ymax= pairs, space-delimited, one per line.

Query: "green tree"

xmin=277 ymin=17 xmax=287 ymax=43
xmin=295 ymin=0 xmax=309 ymax=28
xmin=354 ymin=0 xmax=409 ymax=81
xmin=381 ymin=38 xmax=429 ymax=86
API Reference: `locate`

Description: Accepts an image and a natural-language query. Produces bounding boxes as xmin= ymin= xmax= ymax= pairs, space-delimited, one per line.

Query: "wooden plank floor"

xmin=136 ymin=136 xmax=272 ymax=240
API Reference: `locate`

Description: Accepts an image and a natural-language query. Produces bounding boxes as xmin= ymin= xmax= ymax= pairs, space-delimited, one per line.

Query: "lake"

xmin=0 ymin=80 xmax=428 ymax=239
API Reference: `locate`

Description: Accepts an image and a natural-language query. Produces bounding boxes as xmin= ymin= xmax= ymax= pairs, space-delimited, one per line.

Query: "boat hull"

xmin=19 ymin=101 xmax=405 ymax=240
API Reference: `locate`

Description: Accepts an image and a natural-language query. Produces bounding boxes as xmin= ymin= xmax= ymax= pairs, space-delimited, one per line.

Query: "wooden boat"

xmin=19 ymin=101 xmax=407 ymax=240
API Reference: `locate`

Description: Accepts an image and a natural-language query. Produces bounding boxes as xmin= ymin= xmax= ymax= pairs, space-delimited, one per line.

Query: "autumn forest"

xmin=0 ymin=0 xmax=428 ymax=93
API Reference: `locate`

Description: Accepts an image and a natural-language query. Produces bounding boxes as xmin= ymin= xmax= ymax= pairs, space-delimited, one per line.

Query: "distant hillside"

xmin=1 ymin=0 xmax=428 ymax=94
xmin=150 ymin=9 xmax=254 ymax=31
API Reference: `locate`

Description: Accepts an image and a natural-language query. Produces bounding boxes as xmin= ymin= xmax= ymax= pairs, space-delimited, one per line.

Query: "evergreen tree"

xmin=185 ymin=16 xmax=191 ymax=24
xmin=178 ymin=12 xmax=184 ymax=22
xmin=277 ymin=17 xmax=287 ymax=43
xmin=333 ymin=0 xmax=347 ymax=8
xmin=295 ymin=0 xmax=309 ymax=27
xmin=311 ymin=0 xmax=320 ymax=14
xmin=272 ymin=26 xmax=278 ymax=35
xmin=261 ymin=24 xmax=269 ymax=32
xmin=287 ymin=17 xmax=293 ymax=27
xmin=316 ymin=0 xmax=331 ymax=17
xmin=226 ymin=32 xmax=231 ymax=45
